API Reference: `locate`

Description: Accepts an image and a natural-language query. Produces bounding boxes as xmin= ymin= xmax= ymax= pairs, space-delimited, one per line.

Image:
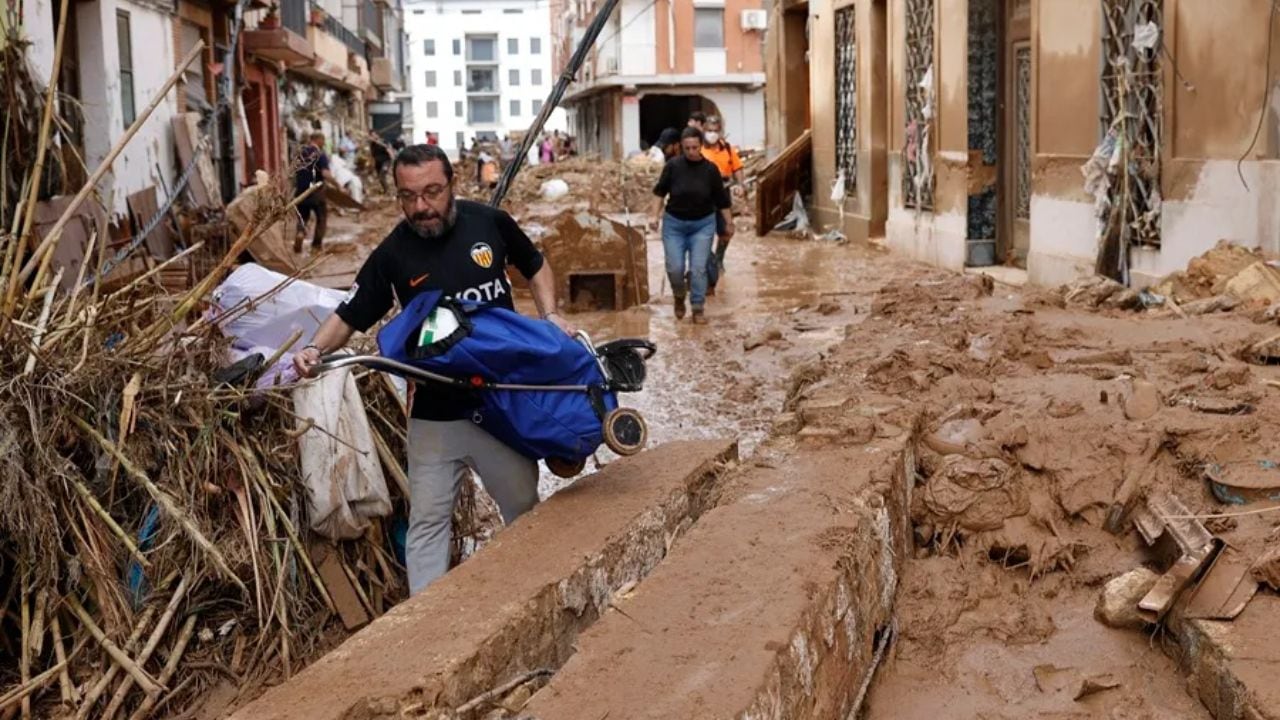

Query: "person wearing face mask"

xmin=698 ymin=116 xmax=744 ymax=296
xmin=293 ymin=144 xmax=576 ymax=595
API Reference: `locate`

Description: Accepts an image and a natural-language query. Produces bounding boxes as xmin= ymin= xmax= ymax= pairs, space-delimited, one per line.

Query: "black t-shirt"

xmin=336 ymin=199 xmax=546 ymax=421
xmin=653 ymin=156 xmax=731 ymax=221
xmin=295 ymin=145 xmax=330 ymax=196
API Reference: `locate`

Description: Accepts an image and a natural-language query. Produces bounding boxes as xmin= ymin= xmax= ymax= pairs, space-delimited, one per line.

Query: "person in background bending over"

xmin=647 ymin=127 xmax=682 ymax=163
xmin=699 ymin=115 xmax=745 ymax=296
xmin=651 ymin=127 xmax=732 ymax=325
xmin=294 ymin=132 xmax=334 ymax=253
xmin=293 ymin=144 xmax=576 ymax=595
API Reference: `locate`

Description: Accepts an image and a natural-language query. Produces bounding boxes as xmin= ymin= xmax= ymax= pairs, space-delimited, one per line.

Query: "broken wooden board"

xmin=33 ymin=196 xmax=107 ymax=293
xmin=172 ymin=112 xmax=224 ymax=209
xmin=126 ymin=185 xmax=178 ymax=259
xmin=324 ymin=182 xmax=364 ymax=211
xmin=1184 ymin=544 xmax=1260 ymax=621
xmin=225 ymin=185 xmax=299 ymax=276
xmin=309 ymin=542 xmax=371 ymax=630
xmin=754 ymin=130 xmax=811 ymax=237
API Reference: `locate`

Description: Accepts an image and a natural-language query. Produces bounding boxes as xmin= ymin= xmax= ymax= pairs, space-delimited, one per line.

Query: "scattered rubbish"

xmin=745 ymin=326 xmax=785 ymax=351
xmin=913 ymin=455 xmax=1027 ymax=532
xmin=1204 ymin=461 xmax=1280 ymax=505
xmin=1252 ymin=545 xmax=1280 ymax=590
xmin=773 ymin=191 xmax=810 ymax=233
xmin=1131 ymin=20 xmax=1160 ymax=50
xmin=1183 ymin=545 xmax=1259 ymax=620
xmin=1122 ymin=378 xmax=1161 ymax=420
xmin=1095 ymin=567 xmax=1159 ymax=629
xmin=1032 ymin=664 xmax=1077 ymax=694
xmin=540 ymin=178 xmax=570 ymax=201
xmin=1074 ymin=674 xmax=1122 ymax=701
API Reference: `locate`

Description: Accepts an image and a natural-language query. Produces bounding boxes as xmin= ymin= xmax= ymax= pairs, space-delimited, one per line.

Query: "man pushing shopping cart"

xmin=294 ymin=145 xmax=653 ymax=596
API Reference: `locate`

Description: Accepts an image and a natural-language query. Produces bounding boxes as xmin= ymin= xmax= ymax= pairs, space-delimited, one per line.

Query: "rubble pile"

xmin=460 ymin=157 xmax=663 ymax=216
xmin=1058 ymin=240 xmax=1280 ymax=321
xmin=0 ymin=55 xmax=488 ymax=717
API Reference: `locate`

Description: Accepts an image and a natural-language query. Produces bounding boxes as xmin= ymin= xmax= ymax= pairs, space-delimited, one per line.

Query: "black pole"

xmin=488 ymin=0 xmax=623 ymax=208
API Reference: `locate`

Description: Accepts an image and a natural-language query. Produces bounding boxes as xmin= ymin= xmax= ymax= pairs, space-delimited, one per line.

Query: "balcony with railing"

xmin=242 ymin=0 xmax=315 ymax=66
xmin=360 ymin=0 xmax=383 ymax=49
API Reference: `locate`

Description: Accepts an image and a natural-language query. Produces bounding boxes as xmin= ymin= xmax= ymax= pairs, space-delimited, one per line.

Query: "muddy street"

xmin=230 ymin=178 xmax=1280 ymax=720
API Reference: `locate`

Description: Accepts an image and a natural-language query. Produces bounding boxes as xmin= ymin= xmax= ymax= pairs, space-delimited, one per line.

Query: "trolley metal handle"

xmin=316 ymin=354 xmax=591 ymax=392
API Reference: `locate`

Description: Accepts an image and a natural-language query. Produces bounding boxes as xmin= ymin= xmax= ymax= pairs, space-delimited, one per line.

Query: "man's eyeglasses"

xmin=397 ymin=184 xmax=449 ymax=204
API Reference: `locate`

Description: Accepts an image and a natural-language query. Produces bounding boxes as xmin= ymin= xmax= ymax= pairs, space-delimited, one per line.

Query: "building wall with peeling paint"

xmin=23 ymin=0 xmax=179 ymax=216
xmin=774 ymin=0 xmax=1280 ymax=288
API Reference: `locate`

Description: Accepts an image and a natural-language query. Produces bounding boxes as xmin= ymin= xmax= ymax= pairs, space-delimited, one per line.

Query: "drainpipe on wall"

xmin=219 ymin=0 xmax=247 ymax=201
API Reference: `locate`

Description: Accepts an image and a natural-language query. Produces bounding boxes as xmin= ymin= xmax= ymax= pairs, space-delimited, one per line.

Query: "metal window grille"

xmin=1100 ymin=0 xmax=1162 ymax=247
xmin=903 ymin=0 xmax=934 ymax=210
xmin=834 ymin=6 xmax=857 ymax=193
xmin=1014 ymin=45 xmax=1032 ymax=219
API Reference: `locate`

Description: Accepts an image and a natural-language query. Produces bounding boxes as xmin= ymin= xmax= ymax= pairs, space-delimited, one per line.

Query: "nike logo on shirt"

xmin=409 ymin=273 xmax=430 ymax=287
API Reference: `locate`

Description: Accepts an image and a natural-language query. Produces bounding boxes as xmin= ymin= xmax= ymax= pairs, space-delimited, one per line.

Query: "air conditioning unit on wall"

xmin=741 ymin=9 xmax=767 ymax=31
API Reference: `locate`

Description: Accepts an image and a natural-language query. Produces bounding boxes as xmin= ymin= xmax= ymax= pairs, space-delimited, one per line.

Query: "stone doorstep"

xmin=523 ymin=438 xmax=915 ymax=720
xmin=1170 ymin=593 xmax=1280 ymax=720
xmin=229 ymin=439 xmax=739 ymax=720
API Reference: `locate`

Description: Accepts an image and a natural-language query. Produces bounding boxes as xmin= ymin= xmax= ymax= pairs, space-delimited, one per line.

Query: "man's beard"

xmin=407 ymin=196 xmax=457 ymax=239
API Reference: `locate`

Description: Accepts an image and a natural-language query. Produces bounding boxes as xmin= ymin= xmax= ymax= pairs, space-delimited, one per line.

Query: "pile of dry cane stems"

xmin=0 ymin=20 xmax=497 ymax=720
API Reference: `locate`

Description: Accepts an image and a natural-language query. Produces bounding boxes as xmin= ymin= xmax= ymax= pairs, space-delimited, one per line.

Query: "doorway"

xmin=780 ymin=1 xmax=810 ymax=144
xmin=638 ymin=94 xmax=720 ymax=148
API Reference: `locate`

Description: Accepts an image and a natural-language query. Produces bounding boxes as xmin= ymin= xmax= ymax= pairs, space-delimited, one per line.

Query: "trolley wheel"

xmin=546 ymin=456 xmax=587 ymax=479
xmin=603 ymin=408 xmax=648 ymax=456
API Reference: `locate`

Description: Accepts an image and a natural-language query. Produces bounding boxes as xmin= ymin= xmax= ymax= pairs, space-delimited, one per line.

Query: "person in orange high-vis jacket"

xmin=698 ymin=116 xmax=744 ymax=295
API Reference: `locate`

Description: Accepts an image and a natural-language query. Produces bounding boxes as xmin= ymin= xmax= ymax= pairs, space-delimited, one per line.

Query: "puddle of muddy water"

xmin=529 ymin=233 xmax=885 ymax=496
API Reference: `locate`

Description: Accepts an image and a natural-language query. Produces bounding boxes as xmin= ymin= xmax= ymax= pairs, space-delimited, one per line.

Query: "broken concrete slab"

xmin=523 ymin=438 xmax=915 ymax=720
xmin=520 ymin=208 xmax=649 ymax=311
xmin=229 ymin=439 xmax=737 ymax=720
xmin=1170 ymin=594 xmax=1280 ymax=720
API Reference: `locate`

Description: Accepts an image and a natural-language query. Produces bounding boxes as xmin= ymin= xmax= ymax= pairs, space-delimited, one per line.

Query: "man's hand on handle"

xmin=544 ymin=311 xmax=578 ymax=337
xmin=294 ymin=345 xmax=323 ymax=378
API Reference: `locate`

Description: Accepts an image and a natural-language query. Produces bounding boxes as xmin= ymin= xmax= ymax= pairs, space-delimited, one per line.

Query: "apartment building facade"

xmin=17 ymin=0 xmax=408 ymax=215
xmin=552 ymin=0 xmax=767 ymax=159
xmin=762 ymin=0 xmax=1280 ymax=290
xmin=405 ymin=0 xmax=567 ymax=158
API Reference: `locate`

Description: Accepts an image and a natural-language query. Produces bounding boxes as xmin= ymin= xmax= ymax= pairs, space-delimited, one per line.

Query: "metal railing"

xmin=310 ymin=2 xmax=366 ymax=56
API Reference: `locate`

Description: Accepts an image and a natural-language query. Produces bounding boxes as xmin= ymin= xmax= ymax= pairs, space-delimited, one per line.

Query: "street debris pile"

xmin=772 ymin=262 xmax=1280 ymax=715
xmin=1059 ymin=240 xmax=1280 ymax=322
xmin=459 ymin=157 xmax=663 ymax=217
xmin=0 ymin=29 xmax=500 ymax=719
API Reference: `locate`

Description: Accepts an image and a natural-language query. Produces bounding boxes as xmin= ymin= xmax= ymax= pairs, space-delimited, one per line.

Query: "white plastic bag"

xmin=830 ymin=171 xmax=847 ymax=202
xmin=292 ymin=366 xmax=393 ymax=540
xmin=540 ymin=178 xmax=570 ymax=201
xmin=774 ymin=191 xmax=811 ymax=233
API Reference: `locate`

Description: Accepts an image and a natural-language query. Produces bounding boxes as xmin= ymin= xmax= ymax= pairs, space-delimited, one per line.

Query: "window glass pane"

xmin=116 ymin=11 xmax=132 ymax=66
xmin=456 ymin=131 xmax=465 ymax=148
xmin=424 ymin=38 xmax=435 ymax=55
xmin=116 ymin=11 xmax=135 ymax=127
xmin=468 ymin=98 xmax=498 ymax=123
xmin=531 ymin=69 xmax=542 ymax=85
xmin=510 ymin=99 xmax=520 ymax=116
xmin=509 ymin=68 xmax=519 ymax=86
xmin=425 ymin=70 xmax=436 ymax=87
xmin=532 ymin=99 xmax=543 ymax=113
xmin=466 ymin=36 xmax=496 ymax=62
xmin=452 ymin=38 xmax=461 ymax=54
xmin=693 ymin=8 xmax=724 ymax=48
xmin=507 ymin=38 xmax=518 ymax=54
xmin=426 ymin=101 xmax=438 ymax=117
xmin=468 ymin=67 xmax=497 ymax=92
xmin=530 ymin=37 xmax=542 ymax=54
xmin=455 ymin=101 xmax=463 ymax=116
xmin=454 ymin=70 xmax=462 ymax=86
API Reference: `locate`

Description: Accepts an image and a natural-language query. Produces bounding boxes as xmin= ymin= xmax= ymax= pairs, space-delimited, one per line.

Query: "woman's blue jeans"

xmin=662 ymin=212 xmax=715 ymax=308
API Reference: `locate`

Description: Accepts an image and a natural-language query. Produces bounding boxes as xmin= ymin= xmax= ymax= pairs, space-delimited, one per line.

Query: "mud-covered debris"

xmin=1150 ymin=240 xmax=1267 ymax=303
xmin=1123 ymin=378 xmax=1161 ymax=420
xmin=1094 ymin=567 xmax=1159 ymax=629
xmin=817 ymin=301 xmax=842 ymax=315
xmin=1181 ymin=294 xmax=1239 ymax=316
xmin=1074 ymin=674 xmax=1121 ymax=701
xmin=1252 ymin=545 xmax=1280 ymax=591
xmin=1061 ymin=275 xmax=1140 ymax=309
xmin=913 ymin=456 xmax=1028 ymax=532
xmin=923 ymin=417 xmax=1000 ymax=458
xmin=772 ymin=412 xmax=802 ymax=435
xmin=725 ymin=379 xmax=758 ymax=404
xmin=797 ymin=395 xmax=852 ymax=426
xmin=744 ymin=327 xmax=784 ymax=351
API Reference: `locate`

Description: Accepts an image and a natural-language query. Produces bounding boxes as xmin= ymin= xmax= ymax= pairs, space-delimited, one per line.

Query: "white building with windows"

xmin=405 ymin=0 xmax=567 ymax=159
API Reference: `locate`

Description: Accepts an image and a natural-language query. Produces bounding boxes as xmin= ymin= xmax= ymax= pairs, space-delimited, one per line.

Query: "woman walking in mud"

xmin=652 ymin=127 xmax=733 ymax=324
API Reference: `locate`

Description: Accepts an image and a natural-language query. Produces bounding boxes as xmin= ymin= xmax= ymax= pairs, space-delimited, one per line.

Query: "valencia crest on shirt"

xmin=470 ymin=242 xmax=494 ymax=269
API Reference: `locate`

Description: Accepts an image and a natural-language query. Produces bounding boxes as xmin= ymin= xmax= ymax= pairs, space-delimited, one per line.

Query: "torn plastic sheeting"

xmin=210 ymin=263 xmax=345 ymax=388
xmin=1132 ymin=21 xmax=1160 ymax=51
xmin=773 ymin=192 xmax=810 ymax=233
